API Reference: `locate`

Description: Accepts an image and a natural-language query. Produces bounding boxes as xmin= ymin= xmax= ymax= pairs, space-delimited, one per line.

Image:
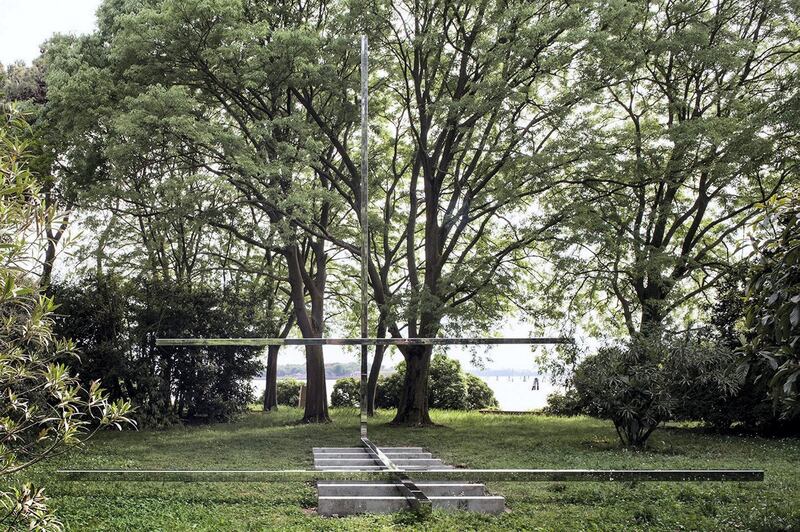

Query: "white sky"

xmin=0 ymin=0 xmax=102 ymax=65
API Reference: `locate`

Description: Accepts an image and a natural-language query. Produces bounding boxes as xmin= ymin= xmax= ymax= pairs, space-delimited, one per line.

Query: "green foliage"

xmin=543 ymin=389 xmax=583 ymax=417
xmin=465 ymin=374 xmax=499 ymax=410
xmin=330 ymin=377 xmax=360 ymax=408
xmin=572 ymin=333 xmax=739 ymax=447
xmin=670 ymin=270 xmax=787 ymax=432
xmin=742 ymin=196 xmax=800 ymax=419
xmin=0 ymin=105 xmax=133 ymax=530
xmin=375 ymin=355 xmax=497 ymax=411
xmin=0 ymin=61 xmax=47 ymax=104
xmin=51 ymin=274 xmax=264 ymax=426
xmin=375 ymin=372 xmax=403 ymax=410
xmin=544 ymin=0 xmax=799 ymax=337
xmin=428 ymin=356 xmax=469 ymax=410
xmin=275 ymin=379 xmax=302 ymax=407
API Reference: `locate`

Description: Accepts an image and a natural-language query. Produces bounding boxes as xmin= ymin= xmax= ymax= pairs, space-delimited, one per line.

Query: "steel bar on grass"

xmin=155 ymin=337 xmax=573 ymax=347
xmin=56 ymin=468 xmax=764 ymax=483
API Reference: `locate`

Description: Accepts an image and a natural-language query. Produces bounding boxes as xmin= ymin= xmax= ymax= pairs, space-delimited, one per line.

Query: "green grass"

xmin=28 ymin=408 xmax=800 ymax=531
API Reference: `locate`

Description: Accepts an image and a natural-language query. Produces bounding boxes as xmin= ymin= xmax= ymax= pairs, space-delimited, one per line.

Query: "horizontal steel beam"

xmin=155 ymin=337 xmax=573 ymax=347
xmin=56 ymin=468 xmax=764 ymax=482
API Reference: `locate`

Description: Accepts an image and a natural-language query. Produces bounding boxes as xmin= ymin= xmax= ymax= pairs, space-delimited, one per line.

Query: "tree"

xmin=742 ymin=195 xmax=800 ymax=419
xmin=290 ymin=0 xmax=586 ymax=425
xmin=43 ymin=20 xmax=299 ymax=417
xmin=0 ymin=104 xmax=132 ymax=529
xmin=547 ymin=0 xmax=799 ymax=338
xmin=79 ymin=0 xmax=347 ymax=422
xmin=1 ymin=59 xmax=71 ymax=288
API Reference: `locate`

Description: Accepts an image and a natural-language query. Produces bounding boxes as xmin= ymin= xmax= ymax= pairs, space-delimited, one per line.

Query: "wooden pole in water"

xmin=359 ymin=35 xmax=369 ymax=439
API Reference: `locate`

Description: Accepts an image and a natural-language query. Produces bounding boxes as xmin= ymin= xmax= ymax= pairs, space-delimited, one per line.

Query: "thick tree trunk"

xmin=263 ymin=345 xmax=280 ymax=411
xmin=303 ymin=344 xmax=329 ymax=422
xmin=285 ymin=242 xmax=330 ymax=423
xmin=390 ymin=345 xmax=434 ymax=426
xmin=639 ymin=291 xmax=666 ymax=336
xmin=366 ymin=344 xmax=385 ymax=416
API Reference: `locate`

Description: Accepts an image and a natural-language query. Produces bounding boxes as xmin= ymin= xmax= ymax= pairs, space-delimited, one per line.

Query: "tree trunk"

xmin=263 ymin=344 xmax=280 ymax=411
xmin=390 ymin=345 xmax=434 ymax=426
xmin=639 ymin=294 xmax=666 ymax=336
xmin=366 ymin=344 xmax=385 ymax=416
xmin=303 ymin=344 xmax=329 ymax=422
xmin=40 ymin=238 xmax=57 ymax=287
xmin=285 ymin=242 xmax=330 ymax=423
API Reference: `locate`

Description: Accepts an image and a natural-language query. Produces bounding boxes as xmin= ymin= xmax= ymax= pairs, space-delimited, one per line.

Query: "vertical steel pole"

xmin=359 ymin=35 xmax=369 ymax=439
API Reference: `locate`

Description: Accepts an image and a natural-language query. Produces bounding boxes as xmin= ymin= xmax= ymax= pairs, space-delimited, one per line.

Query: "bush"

xmin=0 ymin=106 xmax=133 ymax=529
xmin=573 ymin=340 xmax=671 ymax=448
xmin=741 ymin=196 xmax=800 ymax=420
xmin=429 ymin=355 xmax=468 ymax=409
xmin=331 ymin=377 xmax=360 ymax=407
xmin=276 ymin=379 xmax=302 ymax=406
xmin=543 ymin=389 xmax=582 ymax=417
xmin=374 ymin=355 xmax=497 ymax=411
xmin=51 ymin=275 xmax=266 ymax=426
xmin=375 ymin=372 xmax=403 ymax=409
xmin=465 ymin=374 xmax=499 ymax=410
xmin=669 ymin=267 xmax=796 ymax=433
xmin=571 ymin=333 xmax=739 ymax=447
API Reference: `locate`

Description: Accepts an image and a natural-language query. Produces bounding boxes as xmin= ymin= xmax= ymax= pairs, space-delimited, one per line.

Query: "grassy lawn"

xmin=29 ymin=408 xmax=799 ymax=531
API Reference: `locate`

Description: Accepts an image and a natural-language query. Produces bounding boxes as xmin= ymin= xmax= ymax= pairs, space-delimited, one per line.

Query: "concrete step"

xmin=313 ymin=447 xmax=425 ymax=453
xmin=312 ymin=452 xmax=372 ymax=459
xmin=316 ymin=465 xmax=387 ymax=470
xmin=390 ymin=459 xmax=446 ymax=467
xmin=313 ymin=452 xmax=434 ymax=460
xmin=314 ymin=458 xmax=445 ymax=468
xmin=317 ymin=481 xmax=487 ymax=497
xmin=317 ymin=495 xmax=505 ymax=516
xmin=381 ymin=452 xmax=433 ymax=459
xmin=314 ymin=459 xmax=381 ymax=466
xmin=313 ymin=447 xmax=367 ymax=453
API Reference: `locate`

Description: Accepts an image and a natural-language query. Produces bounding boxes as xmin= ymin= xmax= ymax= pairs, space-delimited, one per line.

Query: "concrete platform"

xmin=314 ymin=446 xmax=504 ymax=515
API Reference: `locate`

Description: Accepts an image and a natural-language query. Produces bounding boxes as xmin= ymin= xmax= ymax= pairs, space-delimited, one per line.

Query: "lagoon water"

xmin=251 ymin=375 xmax=560 ymax=411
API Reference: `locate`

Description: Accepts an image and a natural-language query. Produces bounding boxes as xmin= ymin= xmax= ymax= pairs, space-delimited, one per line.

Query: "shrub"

xmin=465 ymin=374 xmax=499 ymax=410
xmin=669 ymin=266 xmax=796 ymax=433
xmin=0 ymin=105 xmax=133 ymax=529
xmin=573 ymin=340 xmax=672 ymax=447
xmin=276 ymin=379 xmax=302 ymax=406
xmin=374 ymin=355 xmax=497 ymax=411
xmin=572 ymin=333 xmax=740 ymax=447
xmin=741 ymin=196 xmax=800 ymax=420
xmin=543 ymin=389 xmax=582 ymax=417
xmin=375 ymin=372 xmax=403 ymax=409
xmin=331 ymin=377 xmax=360 ymax=407
xmin=429 ymin=355 xmax=468 ymax=409
xmin=51 ymin=275 xmax=266 ymax=425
